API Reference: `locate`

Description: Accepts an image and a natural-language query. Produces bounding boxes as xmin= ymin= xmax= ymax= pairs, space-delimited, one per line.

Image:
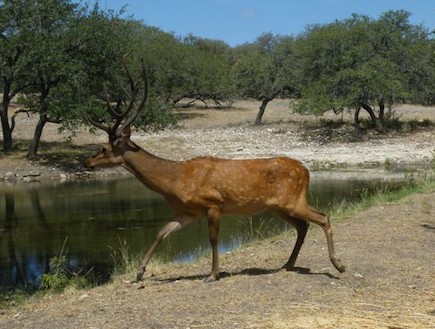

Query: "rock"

xmin=353 ymin=273 xmax=364 ymax=279
xmin=24 ymin=171 xmax=41 ymax=177
xmin=78 ymin=294 xmax=90 ymax=301
xmin=22 ymin=176 xmax=39 ymax=182
xmin=22 ymin=171 xmax=42 ymax=182
xmin=5 ymin=172 xmax=18 ymax=182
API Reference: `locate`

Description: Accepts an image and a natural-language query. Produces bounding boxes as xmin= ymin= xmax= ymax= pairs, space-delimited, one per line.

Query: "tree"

xmin=374 ymin=11 xmax=435 ymax=106
xmin=233 ymin=33 xmax=298 ymax=125
xmin=140 ymin=28 xmax=192 ymax=103
xmin=72 ymin=12 xmax=176 ymax=136
xmin=17 ymin=0 xmax=79 ymax=159
xmin=0 ymin=0 xmax=81 ymax=156
xmin=295 ymin=11 xmax=434 ymax=130
xmin=141 ymin=31 xmax=235 ymax=107
xmin=1 ymin=1 xmax=175 ymax=157
xmin=0 ymin=0 xmax=39 ymax=152
xmin=180 ymin=35 xmax=235 ymax=106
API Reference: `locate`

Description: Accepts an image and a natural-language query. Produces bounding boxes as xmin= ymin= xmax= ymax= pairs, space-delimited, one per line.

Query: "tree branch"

xmin=10 ymin=109 xmax=30 ymax=133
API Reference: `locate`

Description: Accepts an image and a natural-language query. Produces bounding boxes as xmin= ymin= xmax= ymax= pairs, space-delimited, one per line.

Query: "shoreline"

xmin=1 ymin=124 xmax=434 ymax=184
xmin=1 ymin=188 xmax=434 ymax=329
xmin=2 ymin=99 xmax=434 ymax=184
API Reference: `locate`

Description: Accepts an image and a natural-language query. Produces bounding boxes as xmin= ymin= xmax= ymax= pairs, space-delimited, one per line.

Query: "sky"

xmin=95 ymin=0 xmax=435 ymax=47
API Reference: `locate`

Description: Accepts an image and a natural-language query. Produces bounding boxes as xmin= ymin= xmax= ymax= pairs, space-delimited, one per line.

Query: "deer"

xmin=84 ymin=59 xmax=345 ymax=283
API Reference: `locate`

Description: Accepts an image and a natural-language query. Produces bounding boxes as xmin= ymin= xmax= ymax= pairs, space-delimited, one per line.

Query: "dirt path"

xmin=0 ymin=191 xmax=434 ymax=328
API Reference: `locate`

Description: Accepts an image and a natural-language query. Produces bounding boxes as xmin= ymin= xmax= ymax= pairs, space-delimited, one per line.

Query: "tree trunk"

xmin=255 ymin=98 xmax=271 ymax=125
xmin=27 ymin=114 xmax=48 ymax=159
xmin=378 ymin=97 xmax=386 ymax=125
xmin=354 ymin=107 xmax=361 ymax=127
xmin=255 ymin=89 xmax=285 ymax=125
xmin=360 ymin=103 xmax=384 ymax=131
xmin=0 ymin=107 xmax=13 ymax=153
xmin=1 ymin=87 xmax=13 ymax=153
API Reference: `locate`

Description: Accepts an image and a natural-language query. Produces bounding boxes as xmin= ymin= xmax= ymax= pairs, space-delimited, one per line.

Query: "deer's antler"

xmin=113 ymin=58 xmax=148 ymax=137
xmin=88 ymin=58 xmax=148 ymax=141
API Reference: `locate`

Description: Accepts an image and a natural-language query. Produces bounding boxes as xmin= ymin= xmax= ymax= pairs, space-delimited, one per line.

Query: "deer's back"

xmin=174 ymin=156 xmax=310 ymax=215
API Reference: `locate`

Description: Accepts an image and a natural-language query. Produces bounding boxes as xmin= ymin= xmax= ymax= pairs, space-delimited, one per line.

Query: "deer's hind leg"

xmin=278 ymin=215 xmax=310 ymax=271
xmin=289 ymin=204 xmax=345 ymax=273
xmin=136 ymin=216 xmax=195 ymax=282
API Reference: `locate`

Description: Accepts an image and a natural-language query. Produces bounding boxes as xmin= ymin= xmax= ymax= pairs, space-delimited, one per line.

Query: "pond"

xmin=0 ymin=172 xmax=404 ymax=292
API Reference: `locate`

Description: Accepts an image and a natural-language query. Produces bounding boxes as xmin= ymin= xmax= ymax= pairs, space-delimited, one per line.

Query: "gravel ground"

xmin=1 ymin=100 xmax=434 ymax=182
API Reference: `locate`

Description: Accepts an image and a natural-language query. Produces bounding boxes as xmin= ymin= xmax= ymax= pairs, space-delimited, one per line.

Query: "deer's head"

xmin=84 ymin=126 xmax=133 ymax=169
xmin=84 ymin=59 xmax=147 ymax=170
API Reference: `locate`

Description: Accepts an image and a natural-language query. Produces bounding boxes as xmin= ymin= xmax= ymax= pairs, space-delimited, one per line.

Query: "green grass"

xmin=0 ymin=290 xmax=30 ymax=310
xmin=109 ymin=236 xmax=178 ymax=280
xmin=109 ymin=237 xmax=144 ymax=278
xmin=329 ymin=172 xmax=435 ymax=220
xmin=39 ymin=237 xmax=89 ymax=292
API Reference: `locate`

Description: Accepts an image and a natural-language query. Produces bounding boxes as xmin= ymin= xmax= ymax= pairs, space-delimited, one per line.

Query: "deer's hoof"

xmin=337 ymin=264 xmax=346 ymax=273
xmin=334 ymin=260 xmax=346 ymax=273
xmin=282 ymin=262 xmax=295 ymax=271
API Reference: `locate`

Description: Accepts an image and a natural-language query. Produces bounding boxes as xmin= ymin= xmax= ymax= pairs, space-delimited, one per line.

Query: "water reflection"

xmin=0 ymin=172 xmax=402 ymax=292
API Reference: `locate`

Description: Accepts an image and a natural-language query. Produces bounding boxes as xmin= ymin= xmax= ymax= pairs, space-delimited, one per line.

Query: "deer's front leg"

xmin=136 ymin=216 xmax=193 ymax=282
xmin=204 ymin=207 xmax=221 ymax=283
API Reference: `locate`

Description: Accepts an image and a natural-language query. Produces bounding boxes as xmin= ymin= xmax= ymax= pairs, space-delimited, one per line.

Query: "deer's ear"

xmin=122 ymin=125 xmax=131 ymax=138
xmin=117 ymin=125 xmax=131 ymax=143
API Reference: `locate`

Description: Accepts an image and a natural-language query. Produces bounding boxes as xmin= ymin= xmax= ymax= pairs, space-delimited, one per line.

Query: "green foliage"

xmin=295 ymin=10 xmax=434 ymax=126
xmin=39 ymin=237 xmax=88 ymax=292
xmin=330 ymin=170 xmax=435 ymax=220
xmin=0 ymin=290 xmax=29 ymax=309
xmin=141 ymin=30 xmax=235 ymax=105
xmin=1 ymin=1 xmax=179 ymax=155
xmin=109 ymin=237 xmax=141 ymax=277
xmin=0 ymin=0 xmax=78 ymax=151
xmin=233 ymin=33 xmax=297 ymax=100
xmin=140 ymin=28 xmax=187 ymax=102
xmin=70 ymin=6 xmax=141 ymax=93
xmin=135 ymin=98 xmax=177 ymax=131
xmin=232 ymin=33 xmax=299 ymax=123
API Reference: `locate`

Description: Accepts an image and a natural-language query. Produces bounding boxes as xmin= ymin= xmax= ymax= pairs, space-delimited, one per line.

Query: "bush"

xmin=39 ymin=238 xmax=88 ymax=292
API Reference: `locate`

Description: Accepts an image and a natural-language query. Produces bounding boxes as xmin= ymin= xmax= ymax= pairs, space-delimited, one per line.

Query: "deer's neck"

xmin=121 ymin=144 xmax=180 ymax=194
